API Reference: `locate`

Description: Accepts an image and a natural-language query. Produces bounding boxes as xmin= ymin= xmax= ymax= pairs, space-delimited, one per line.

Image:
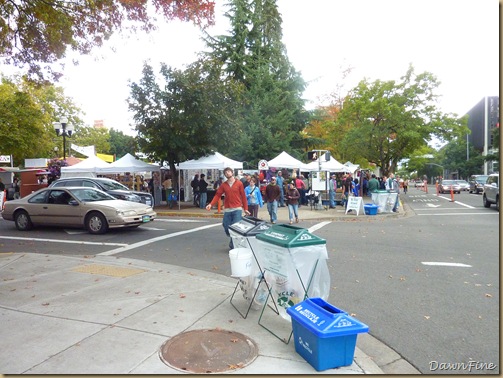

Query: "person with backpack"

xmin=191 ymin=174 xmax=200 ymax=206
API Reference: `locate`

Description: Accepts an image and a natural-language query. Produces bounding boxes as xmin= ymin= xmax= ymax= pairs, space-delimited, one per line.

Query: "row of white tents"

xmin=62 ymin=151 xmax=357 ymax=178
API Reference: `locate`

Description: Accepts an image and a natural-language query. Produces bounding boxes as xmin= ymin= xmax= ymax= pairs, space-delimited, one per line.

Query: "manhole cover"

xmin=159 ymin=328 xmax=258 ymax=373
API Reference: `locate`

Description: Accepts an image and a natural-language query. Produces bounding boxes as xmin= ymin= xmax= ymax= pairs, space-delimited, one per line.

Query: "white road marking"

xmin=308 ymin=221 xmax=331 ymax=233
xmin=422 ymin=262 xmax=472 ymax=267
xmin=417 ymin=212 xmax=498 ymax=216
xmin=154 ymin=219 xmax=208 ymax=223
xmin=98 ymin=223 xmax=221 ymax=256
xmin=426 ymin=204 xmax=441 ymax=207
xmin=436 ymin=196 xmax=475 ymax=208
xmin=0 ymin=236 xmax=127 ymax=246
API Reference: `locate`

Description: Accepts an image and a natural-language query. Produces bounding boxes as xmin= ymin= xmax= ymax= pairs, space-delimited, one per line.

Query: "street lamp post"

xmin=53 ymin=117 xmax=74 ymax=160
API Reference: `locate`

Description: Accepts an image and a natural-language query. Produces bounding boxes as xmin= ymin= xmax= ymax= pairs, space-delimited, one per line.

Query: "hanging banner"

xmin=0 ymin=155 xmax=11 ymax=163
xmin=71 ymin=144 xmax=95 ymax=157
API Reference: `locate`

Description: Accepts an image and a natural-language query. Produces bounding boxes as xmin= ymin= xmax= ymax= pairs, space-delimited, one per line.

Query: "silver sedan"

xmin=1 ymin=187 xmax=156 ymax=234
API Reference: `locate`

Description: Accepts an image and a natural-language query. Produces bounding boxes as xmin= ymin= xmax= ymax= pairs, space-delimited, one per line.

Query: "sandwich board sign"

xmin=345 ymin=196 xmax=364 ymax=216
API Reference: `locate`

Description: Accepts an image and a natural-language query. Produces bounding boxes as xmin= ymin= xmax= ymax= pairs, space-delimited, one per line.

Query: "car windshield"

xmin=475 ymin=176 xmax=488 ymax=183
xmin=99 ymin=179 xmax=130 ymax=191
xmin=70 ymin=188 xmax=117 ymax=202
xmin=456 ymin=180 xmax=468 ymax=184
xmin=442 ymin=180 xmax=454 ymax=185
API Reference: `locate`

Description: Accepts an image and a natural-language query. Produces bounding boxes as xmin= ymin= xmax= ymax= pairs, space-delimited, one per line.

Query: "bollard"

xmin=436 ymin=183 xmax=439 ymax=196
xmin=424 ymin=181 xmax=428 ymax=194
xmin=450 ymin=186 xmax=454 ymax=202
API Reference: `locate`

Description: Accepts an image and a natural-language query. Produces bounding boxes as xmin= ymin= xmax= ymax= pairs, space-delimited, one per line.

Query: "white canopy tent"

xmin=178 ymin=151 xmax=243 ymax=170
xmin=344 ymin=161 xmax=360 ymax=175
xmin=177 ymin=152 xmax=243 ymax=208
xmin=305 ymin=156 xmax=351 ymax=173
xmin=96 ymin=153 xmax=160 ymax=174
xmin=60 ymin=155 xmax=110 ymax=178
xmin=266 ymin=151 xmax=310 ymax=170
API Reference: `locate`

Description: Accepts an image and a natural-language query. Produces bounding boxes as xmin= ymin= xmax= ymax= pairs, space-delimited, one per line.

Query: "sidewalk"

xmin=0 ymin=198 xmax=419 ymax=374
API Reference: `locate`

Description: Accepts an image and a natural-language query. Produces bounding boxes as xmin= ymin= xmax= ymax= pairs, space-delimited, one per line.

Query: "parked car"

xmin=482 ymin=173 xmax=499 ymax=210
xmin=438 ymin=180 xmax=461 ymax=194
xmin=469 ymin=175 xmax=489 ymax=194
xmin=49 ymin=177 xmax=153 ymax=207
xmin=414 ymin=180 xmax=425 ymax=188
xmin=455 ymin=179 xmax=470 ymax=191
xmin=1 ymin=187 xmax=156 ymax=234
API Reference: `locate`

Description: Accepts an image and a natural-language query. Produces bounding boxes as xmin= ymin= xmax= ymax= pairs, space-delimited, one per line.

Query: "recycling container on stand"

xmin=255 ymin=224 xmax=331 ymax=321
xmin=371 ymin=190 xmax=397 ymax=213
xmin=287 ymin=297 xmax=369 ymax=371
xmin=228 ymin=217 xmax=272 ymax=315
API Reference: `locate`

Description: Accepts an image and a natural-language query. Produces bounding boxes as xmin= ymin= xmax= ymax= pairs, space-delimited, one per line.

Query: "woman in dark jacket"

xmin=285 ymin=182 xmax=300 ymax=224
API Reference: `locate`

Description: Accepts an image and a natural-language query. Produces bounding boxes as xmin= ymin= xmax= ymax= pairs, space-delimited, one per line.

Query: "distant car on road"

xmin=1 ymin=187 xmax=156 ymax=234
xmin=414 ymin=180 xmax=425 ymax=188
xmin=469 ymin=175 xmax=489 ymax=194
xmin=438 ymin=180 xmax=461 ymax=194
xmin=482 ymin=173 xmax=499 ymax=210
xmin=455 ymin=180 xmax=470 ymax=191
xmin=49 ymin=177 xmax=153 ymax=207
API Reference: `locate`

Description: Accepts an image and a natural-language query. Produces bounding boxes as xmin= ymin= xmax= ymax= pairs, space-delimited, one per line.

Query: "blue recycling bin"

xmin=287 ymin=297 xmax=369 ymax=371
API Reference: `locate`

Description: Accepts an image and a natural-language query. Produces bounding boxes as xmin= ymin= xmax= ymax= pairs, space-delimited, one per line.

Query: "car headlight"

xmin=117 ymin=210 xmax=137 ymax=216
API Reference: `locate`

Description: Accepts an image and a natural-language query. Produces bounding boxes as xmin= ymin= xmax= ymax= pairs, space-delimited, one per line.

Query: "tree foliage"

xmin=128 ymin=60 xmax=244 ymax=186
xmin=1 ymin=0 xmax=215 ymax=81
xmin=0 ymin=75 xmax=84 ymax=166
xmin=203 ymin=0 xmax=307 ymax=165
xmin=109 ymin=129 xmax=138 ymax=158
xmin=335 ymin=65 xmax=468 ymax=176
xmin=438 ymin=137 xmax=485 ymax=179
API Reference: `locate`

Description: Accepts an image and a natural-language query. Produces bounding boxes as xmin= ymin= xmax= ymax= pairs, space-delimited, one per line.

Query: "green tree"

xmin=438 ymin=138 xmax=485 ymax=179
xmin=128 ymin=60 xmax=244 ymax=187
xmin=109 ymin=129 xmax=138 ymax=159
xmin=1 ymin=0 xmax=215 ymax=81
xmin=72 ymin=125 xmax=111 ymax=156
xmin=204 ymin=0 xmax=307 ymax=166
xmin=336 ymin=65 xmax=468 ymax=176
xmin=0 ymin=75 xmax=83 ymax=166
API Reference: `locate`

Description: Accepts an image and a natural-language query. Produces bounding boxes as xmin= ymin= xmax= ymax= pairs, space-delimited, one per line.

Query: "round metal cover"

xmin=159 ymin=328 xmax=258 ymax=373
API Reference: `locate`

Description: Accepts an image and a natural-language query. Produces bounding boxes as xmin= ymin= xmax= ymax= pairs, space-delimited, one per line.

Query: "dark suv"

xmin=469 ymin=175 xmax=489 ymax=194
xmin=49 ymin=177 xmax=153 ymax=207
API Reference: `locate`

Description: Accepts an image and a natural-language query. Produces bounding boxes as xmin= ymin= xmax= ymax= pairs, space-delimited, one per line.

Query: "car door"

xmin=44 ymin=189 xmax=84 ymax=226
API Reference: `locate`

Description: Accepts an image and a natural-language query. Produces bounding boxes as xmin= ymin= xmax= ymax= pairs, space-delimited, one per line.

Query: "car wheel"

xmin=14 ymin=210 xmax=33 ymax=231
xmin=483 ymin=194 xmax=491 ymax=208
xmin=86 ymin=212 xmax=109 ymax=234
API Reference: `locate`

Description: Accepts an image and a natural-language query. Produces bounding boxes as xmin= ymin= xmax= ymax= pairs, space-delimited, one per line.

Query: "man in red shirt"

xmin=206 ymin=167 xmax=250 ymax=249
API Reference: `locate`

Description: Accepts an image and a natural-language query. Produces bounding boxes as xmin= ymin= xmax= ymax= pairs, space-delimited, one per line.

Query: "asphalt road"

xmin=0 ymin=188 xmax=499 ymax=374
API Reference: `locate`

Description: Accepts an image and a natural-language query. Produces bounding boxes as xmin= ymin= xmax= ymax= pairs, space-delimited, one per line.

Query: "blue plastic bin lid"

xmin=287 ymin=297 xmax=369 ymax=338
xmin=364 ymin=204 xmax=378 ymax=208
xmin=228 ymin=216 xmax=271 ymax=236
xmin=256 ymin=224 xmax=326 ymax=248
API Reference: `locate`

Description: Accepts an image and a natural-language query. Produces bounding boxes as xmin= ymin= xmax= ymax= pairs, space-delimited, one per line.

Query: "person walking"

xmin=403 ymin=178 xmax=409 ymax=194
xmin=367 ymin=174 xmax=380 ymax=195
xmin=276 ymin=170 xmax=285 ymax=207
xmin=191 ymin=174 xmax=200 ymax=206
xmin=206 ymin=167 xmax=250 ymax=249
xmin=198 ymin=174 xmax=208 ymax=209
xmin=245 ymin=176 xmax=263 ymax=218
xmin=294 ymin=175 xmax=306 ymax=207
xmin=387 ymin=173 xmax=400 ymax=212
xmin=328 ymin=173 xmax=337 ymax=208
xmin=285 ymin=182 xmax=300 ymax=224
xmin=264 ymin=177 xmax=281 ymax=224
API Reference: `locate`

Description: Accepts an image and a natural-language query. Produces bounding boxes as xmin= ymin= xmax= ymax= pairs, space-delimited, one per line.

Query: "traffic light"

xmin=307 ymin=151 xmax=318 ymax=160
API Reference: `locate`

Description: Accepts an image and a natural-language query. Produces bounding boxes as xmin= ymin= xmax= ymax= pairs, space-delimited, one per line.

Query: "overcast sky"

xmin=53 ymin=0 xmax=500 ymax=136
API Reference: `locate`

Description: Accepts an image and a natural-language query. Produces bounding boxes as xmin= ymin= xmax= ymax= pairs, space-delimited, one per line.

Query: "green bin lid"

xmin=256 ymin=224 xmax=326 ymax=248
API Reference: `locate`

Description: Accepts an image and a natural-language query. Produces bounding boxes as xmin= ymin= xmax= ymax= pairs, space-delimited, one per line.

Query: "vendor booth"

xmin=177 ymin=152 xmax=243 ymax=208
